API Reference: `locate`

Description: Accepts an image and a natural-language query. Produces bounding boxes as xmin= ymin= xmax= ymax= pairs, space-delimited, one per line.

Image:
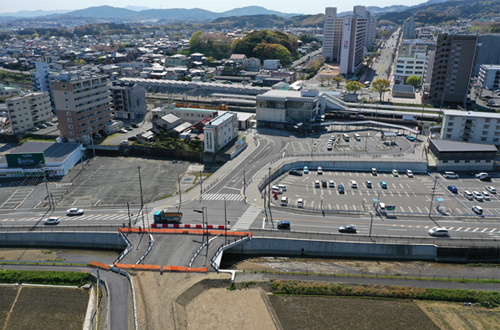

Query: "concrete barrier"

xmin=0 ymin=232 xmax=127 ymax=250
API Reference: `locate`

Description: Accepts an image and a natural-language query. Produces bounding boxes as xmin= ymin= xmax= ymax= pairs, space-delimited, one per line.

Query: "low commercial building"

xmin=478 ymin=64 xmax=500 ymax=90
xmin=392 ymin=85 xmax=415 ymax=98
xmin=256 ymin=90 xmax=321 ymax=129
xmin=428 ymin=139 xmax=497 ymax=171
xmin=440 ymin=110 xmax=500 ymax=146
xmin=6 ymin=92 xmax=53 ymax=134
xmin=203 ymin=112 xmax=238 ymax=153
xmin=0 ymin=141 xmax=83 ymax=178
xmin=153 ymin=113 xmax=181 ymax=131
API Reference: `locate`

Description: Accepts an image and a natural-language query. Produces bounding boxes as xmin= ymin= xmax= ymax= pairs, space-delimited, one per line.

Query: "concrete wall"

xmin=226 ymin=238 xmax=500 ymax=262
xmin=0 ymin=232 xmax=127 ymax=250
xmin=226 ymin=238 xmax=437 ymax=260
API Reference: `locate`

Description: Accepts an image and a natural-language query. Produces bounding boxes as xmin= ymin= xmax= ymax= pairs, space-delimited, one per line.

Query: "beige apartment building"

xmin=7 ymin=92 xmax=52 ymax=134
xmin=52 ymin=73 xmax=113 ymax=141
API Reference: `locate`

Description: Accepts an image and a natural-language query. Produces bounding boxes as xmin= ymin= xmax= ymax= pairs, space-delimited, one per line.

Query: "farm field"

xmin=0 ymin=286 xmax=88 ymax=330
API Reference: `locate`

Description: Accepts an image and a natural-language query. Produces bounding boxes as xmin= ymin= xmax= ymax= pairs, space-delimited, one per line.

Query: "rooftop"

xmin=443 ymin=110 xmax=500 ymax=119
xmin=0 ymin=142 xmax=81 ymax=165
xmin=208 ymin=111 xmax=236 ymax=127
xmin=431 ymin=139 xmax=498 ymax=153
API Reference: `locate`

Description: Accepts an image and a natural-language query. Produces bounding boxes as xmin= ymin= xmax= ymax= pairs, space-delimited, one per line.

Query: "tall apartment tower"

xmin=322 ymin=6 xmax=375 ymax=74
xmin=403 ymin=16 xmax=416 ymax=39
xmin=429 ymin=33 xmax=478 ymax=106
xmin=52 ymin=73 xmax=113 ymax=141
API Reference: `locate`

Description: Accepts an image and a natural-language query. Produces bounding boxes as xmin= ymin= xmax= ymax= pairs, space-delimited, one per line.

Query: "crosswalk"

xmin=199 ymin=193 xmax=244 ymax=201
xmin=392 ymin=224 xmax=500 ymax=236
xmin=232 ymin=205 xmax=262 ymax=230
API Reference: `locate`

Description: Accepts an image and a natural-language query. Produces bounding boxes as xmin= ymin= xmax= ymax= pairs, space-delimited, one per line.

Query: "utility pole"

xmin=243 ymin=169 xmax=246 ymax=203
xmin=369 ymin=211 xmax=374 ymax=238
xmin=429 ymin=175 xmax=438 ymax=216
xmin=199 ymin=170 xmax=203 ymax=202
xmin=178 ymin=172 xmax=182 ymax=207
xmin=268 ymin=167 xmax=271 ymax=205
xmin=138 ymin=166 xmax=144 ymax=207
xmin=44 ymin=179 xmax=52 ymax=209
xmin=224 ymin=199 xmax=227 ymax=245
xmin=127 ymin=202 xmax=131 ymax=227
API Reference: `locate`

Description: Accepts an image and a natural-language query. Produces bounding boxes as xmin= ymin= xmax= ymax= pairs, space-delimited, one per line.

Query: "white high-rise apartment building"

xmin=6 ymin=92 xmax=52 ymax=134
xmin=322 ymin=6 xmax=376 ymax=74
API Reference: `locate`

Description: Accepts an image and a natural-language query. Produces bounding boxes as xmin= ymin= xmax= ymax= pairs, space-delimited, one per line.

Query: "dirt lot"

xmin=186 ymin=287 xmax=275 ymax=329
xmin=0 ymin=286 xmax=18 ymax=326
xmin=1 ymin=286 xmax=88 ymax=330
xmin=232 ymin=257 xmax=500 ymax=279
xmin=269 ymin=296 xmax=439 ymax=330
xmin=417 ymin=301 xmax=500 ymax=330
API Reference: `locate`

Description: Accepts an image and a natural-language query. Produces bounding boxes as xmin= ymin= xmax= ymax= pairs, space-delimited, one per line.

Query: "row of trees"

xmin=344 ymin=76 xmax=422 ymax=102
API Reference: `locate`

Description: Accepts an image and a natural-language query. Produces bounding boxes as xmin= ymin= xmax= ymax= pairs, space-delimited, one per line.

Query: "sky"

xmin=2 ymin=0 xmax=428 ymax=15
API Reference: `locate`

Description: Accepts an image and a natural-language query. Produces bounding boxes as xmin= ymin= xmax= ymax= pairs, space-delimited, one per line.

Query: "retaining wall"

xmin=0 ymin=232 xmax=127 ymax=250
xmin=225 ymin=237 xmax=500 ymax=262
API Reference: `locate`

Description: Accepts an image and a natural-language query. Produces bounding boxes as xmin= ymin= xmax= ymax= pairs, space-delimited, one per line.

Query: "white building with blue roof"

xmin=203 ymin=112 xmax=238 ymax=153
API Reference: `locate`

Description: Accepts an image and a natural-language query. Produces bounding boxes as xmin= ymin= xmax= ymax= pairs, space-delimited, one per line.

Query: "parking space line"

xmin=416 ymin=207 xmax=422 ymax=213
xmin=407 ymin=206 xmax=413 ymax=212
xmin=344 ymin=204 xmax=348 ymax=210
xmin=425 ymin=207 xmax=430 ymax=213
xmin=448 ymin=227 xmax=454 ymax=230
xmin=336 ymin=204 xmax=340 ymax=209
xmin=481 ymin=228 xmax=487 ymax=232
xmin=490 ymin=229 xmax=497 ymax=232
xmin=352 ymin=205 xmax=356 ymax=210
xmin=399 ymin=206 xmax=404 ymax=212
xmin=310 ymin=201 xmax=315 ymax=208
xmin=399 ymin=184 xmax=405 ymax=189
xmin=473 ymin=228 xmax=479 ymax=232
xmin=328 ymin=204 xmax=332 ymax=210
xmin=389 ymin=192 xmax=394 ymax=196
xmin=328 ymin=190 xmax=332 ymax=195
xmin=397 ymin=192 xmax=401 ymax=197
xmin=464 ymin=228 xmax=470 ymax=231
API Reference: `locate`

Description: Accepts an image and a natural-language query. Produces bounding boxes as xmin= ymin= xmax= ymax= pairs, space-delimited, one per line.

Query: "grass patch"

xmin=0 ymin=261 xmax=87 ymax=267
xmin=6 ymin=286 xmax=88 ymax=330
xmin=270 ymin=280 xmax=500 ymax=308
xmin=0 ymin=287 xmax=18 ymax=328
xmin=0 ymin=270 xmax=89 ymax=286
xmin=250 ymin=269 xmax=500 ymax=284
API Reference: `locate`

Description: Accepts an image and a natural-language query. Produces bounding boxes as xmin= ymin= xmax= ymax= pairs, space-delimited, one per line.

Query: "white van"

xmin=343 ymin=134 xmax=349 ymax=142
xmin=315 ymin=180 xmax=320 ymax=188
xmin=463 ymin=190 xmax=473 ymax=200
xmin=277 ymin=184 xmax=286 ymax=191
xmin=297 ymin=198 xmax=304 ymax=208
xmin=354 ymin=133 xmax=361 ymax=141
xmin=443 ymin=171 xmax=459 ymax=179
xmin=281 ymin=196 xmax=289 ymax=206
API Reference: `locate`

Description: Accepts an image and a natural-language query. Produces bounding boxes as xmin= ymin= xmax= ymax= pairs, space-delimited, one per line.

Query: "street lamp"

xmin=194 ymin=207 xmax=208 ymax=242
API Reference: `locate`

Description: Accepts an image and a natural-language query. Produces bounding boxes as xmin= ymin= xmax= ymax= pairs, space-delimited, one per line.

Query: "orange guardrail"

xmin=90 ymin=261 xmax=110 ymax=270
xmin=118 ymin=228 xmax=252 ymax=237
xmin=113 ymin=262 xmax=207 ymax=273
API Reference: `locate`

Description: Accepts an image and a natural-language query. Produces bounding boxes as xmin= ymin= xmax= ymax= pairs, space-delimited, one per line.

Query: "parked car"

xmin=297 ymin=198 xmax=303 ymax=208
xmin=338 ymin=184 xmax=345 ymax=194
xmin=131 ymin=123 xmax=139 ymax=128
xmin=31 ymin=127 xmax=40 ymax=131
xmin=406 ymin=135 xmax=415 ymax=141
xmin=475 ymin=172 xmax=488 ymax=178
xmin=447 ymin=186 xmax=458 ymax=194
xmin=329 ymin=180 xmax=335 ymax=188
xmin=46 ymin=122 xmax=55 ymax=126
xmin=406 ymin=170 xmax=413 ymax=178
xmin=338 ymin=225 xmax=357 ymax=233
xmin=66 ymin=208 xmax=84 ymax=216
xmin=428 ymin=227 xmax=449 ymax=237
xmin=366 ymin=180 xmax=372 ymax=188
xmin=485 ymin=186 xmax=497 ymax=194
xmin=480 ymin=175 xmax=492 ymax=182
xmin=463 ymin=190 xmax=473 ymax=200
xmin=472 ymin=191 xmax=484 ymax=201
xmin=121 ymin=140 xmax=129 ymax=145
xmin=482 ymin=191 xmax=491 ymax=201
xmin=128 ymin=136 xmax=138 ymax=141
xmin=118 ymin=128 xmax=128 ymax=133
xmin=322 ymin=180 xmax=327 ymax=188
xmin=472 ymin=205 xmax=484 ymax=215
xmin=349 ymin=180 xmax=358 ymax=188
xmin=126 ymin=126 xmax=133 ymax=131
xmin=44 ymin=217 xmax=60 ymax=225
xmin=443 ymin=171 xmax=459 ymax=179
xmin=317 ymin=166 xmax=323 ymax=175
xmin=280 ymin=196 xmax=289 ymax=206
xmin=277 ymin=221 xmax=290 ymax=229
xmin=303 ymin=166 xmax=309 ymax=174
xmin=380 ymin=181 xmax=388 ymax=189
xmin=289 ymin=169 xmax=303 ymax=176
xmin=392 ymin=169 xmax=399 ymax=177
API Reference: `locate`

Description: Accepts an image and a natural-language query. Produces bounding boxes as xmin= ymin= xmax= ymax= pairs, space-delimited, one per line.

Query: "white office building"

xmin=394 ymin=53 xmax=427 ymax=83
xmin=7 ymin=92 xmax=53 ymax=134
xmin=203 ymin=112 xmax=238 ymax=153
xmin=478 ymin=64 xmax=500 ymax=90
xmin=440 ymin=109 xmax=500 ymax=146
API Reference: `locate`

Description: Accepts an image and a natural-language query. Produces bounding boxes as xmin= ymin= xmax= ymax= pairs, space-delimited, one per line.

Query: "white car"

xmin=280 ymin=196 xmax=289 ymax=206
xmin=329 ymin=180 xmax=335 ymax=188
xmin=472 ymin=205 xmax=484 ymax=215
xmin=406 ymin=170 xmax=413 ymax=178
xmin=297 ymin=198 xmax=304 ymax=208
xmin=485 ymin=186 xmax=497 ymax=194
xmin=472 ymin=191 xmax=484 ymax=202
xmin=44 ymin=217 xmax=60 ymax=225
xmin=317 ymin=166 xmax=323 ymax=175
xmin=392 ymin=169 xmax=399 ymax=177
xmin=482 ymin=191 xmax=491 ymax=201
xmin=428 ymin=227 xmax=449 ymax=237
xmin=66 ymin=208 xmax=84 ymax=216
xmin=349 ymin=180 xmax=358 ymax=188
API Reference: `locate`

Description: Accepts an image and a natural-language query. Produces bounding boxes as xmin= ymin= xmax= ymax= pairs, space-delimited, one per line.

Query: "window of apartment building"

xmin=464 ymin=160 xmax=470 ymax=163
xmin=482 ymin=131 xmax=488 ymax=135
xmin=69 ymin=131 xmax=74 ymax=135
xmin=447 ymin=129 xmax=452 ymax=132
xmin=446 ymin=134 xmax=452 ymax=138
xmin=68 ymin=125 xmax=73 ymax=129
xmin=494 ymin=138 xmax=499 ymax=142
xmin=442 ymin=160 xmax=448 ymax=163
xmin=485 ymin=118 xmax=491 ymax=123
xmin=481 ymin=137 xmax=487 ymax=141
xmin=484 ymin=125 xmax=490 ymax=129
xmin=66 ymin=112 xmax=71 ymax=116
xmin=68 ymin=118 xmax=72 ymax=122
xmin=475 ymin=160 xmax=481 ymax=163
xmin=454 ymin=160 xmax=460 ymax=163
xmin=62 ymin=84 xmax=67 ymax=89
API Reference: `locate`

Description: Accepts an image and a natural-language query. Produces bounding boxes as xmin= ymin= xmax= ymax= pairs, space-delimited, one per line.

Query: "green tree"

xmin=189 ymin=31 xmax=203 ymax=52
xmin=345 ymin=81 xmax=365 ymax=94
xmin=372 ymin=79 xmax=391 ymax=101
xmin=333 ymin=75 xmax=343 ymax=88
xmin=406 ymin=75 xmax=422 ymax=88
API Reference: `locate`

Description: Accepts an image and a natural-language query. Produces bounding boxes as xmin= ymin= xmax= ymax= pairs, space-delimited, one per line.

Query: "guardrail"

xmin=136 ymin=231 xmax=154 ymax=265
xmin=210 ymin=235 xmax=252 ymax=271
xmin=189 ymin=235 xmax=220 ymax=268
xmin=114 ymin=231 xmax=132 ymax=264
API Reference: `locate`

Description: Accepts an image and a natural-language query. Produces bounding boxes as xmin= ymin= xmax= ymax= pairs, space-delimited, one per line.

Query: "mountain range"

xmin=0 ymin=0 xmax=450 ymax=21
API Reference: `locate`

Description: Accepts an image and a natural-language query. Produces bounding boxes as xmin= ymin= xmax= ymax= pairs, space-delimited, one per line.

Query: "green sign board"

xmin=5 ymin=153 xmax=45 ymax=168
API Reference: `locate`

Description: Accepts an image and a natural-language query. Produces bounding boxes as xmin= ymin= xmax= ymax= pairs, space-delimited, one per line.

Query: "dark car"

xmin=338 ymin=184 xmax=345 ymax=194
xmin=128 ymin=136 xmax=138 ymax=141
xmin=289 ymin=169 xmax=303 ymax=176
xmin=322 ymin=180 xmax=327 ymax=188
xmin=277 ymin=221 xmax=290 ymax=230
xmin=131 ymin=123 xmax=139 ymax=128
xmin=480 ymin=176 xmax=492 ymax=182
xmin=338 ymin=225 xmax=357 ymax=233
xmin=447 ymin=185 xmax=458 ymax=194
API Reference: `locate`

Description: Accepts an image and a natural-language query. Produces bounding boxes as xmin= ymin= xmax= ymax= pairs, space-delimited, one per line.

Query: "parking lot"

xmin=271 ymin=169 xmax=493 ymax=216
xmin=51 ymin=156 xmax=190 ymax=208
xmin=285 ymin=130 xmax=416 ymax=156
